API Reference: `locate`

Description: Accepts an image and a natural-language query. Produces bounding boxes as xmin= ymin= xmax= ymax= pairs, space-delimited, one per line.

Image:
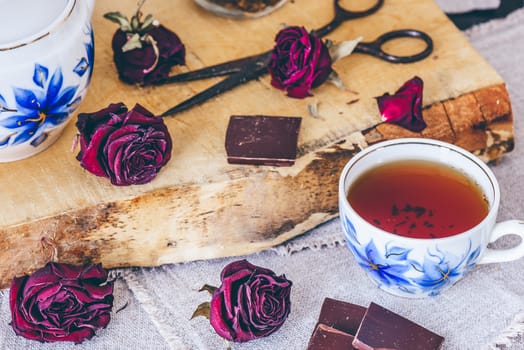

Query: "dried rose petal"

xmin=209 ymin=259 xmax=292 ymax=342
xmin=9 ymin=263 xmax=114 ymax=344
xmin=376 ymin=76 xmax=427 ymax=132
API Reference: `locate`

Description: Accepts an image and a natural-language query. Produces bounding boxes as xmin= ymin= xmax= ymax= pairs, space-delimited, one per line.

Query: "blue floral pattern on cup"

xmin=0 ymin=25 xmax=94 ymax=149
xmin=411 ymin=241 xmax=481 ymax=296
xmin=74 ymin=26 xmax=95 ymax=80
xmin=342 ymin=214 xmax=482 ymax=296
xmin=0 ymin=65 xmax=79 ymax=147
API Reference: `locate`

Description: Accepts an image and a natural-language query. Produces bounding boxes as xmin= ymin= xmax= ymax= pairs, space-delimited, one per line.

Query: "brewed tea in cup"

xmin=347 ymin=159 xmax=489 ymax=239
xmin=338 ymin=138 xmax=524 ymax=298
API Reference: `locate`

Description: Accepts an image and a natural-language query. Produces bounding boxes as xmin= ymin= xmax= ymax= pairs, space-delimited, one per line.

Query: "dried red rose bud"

xmin=376 ymin=76 xmax=427 ymax=132
xmin=9 ymin=263 xmax=114 ymax=344
xmin=268 ymin=26 xmax=332 ymax=99
xmin=209 ymin=259 xmax=292 ymax=342
xmin=104 ymin=2 xmax=185 ymax=85
xmin=75 ymin=102 xmax=172 ymax=186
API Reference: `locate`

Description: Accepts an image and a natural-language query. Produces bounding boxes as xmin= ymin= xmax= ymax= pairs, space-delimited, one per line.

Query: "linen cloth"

xmin=1 ymin=2 xmax=524 ymax=350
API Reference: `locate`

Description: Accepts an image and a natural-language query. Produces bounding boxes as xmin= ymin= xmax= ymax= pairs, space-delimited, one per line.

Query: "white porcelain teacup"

xmin=0 ymin=0 xmax=95 ymax=162
xmin=338 ymin=138 xmax=524 ymax=298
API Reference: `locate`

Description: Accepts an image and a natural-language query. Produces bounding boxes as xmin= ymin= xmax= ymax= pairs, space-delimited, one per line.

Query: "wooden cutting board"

xmin=0 ymin=0 xmax=514 ymax=287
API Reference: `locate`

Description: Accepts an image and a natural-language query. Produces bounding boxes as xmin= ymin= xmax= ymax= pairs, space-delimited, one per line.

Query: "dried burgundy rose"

xmin=75 ymin=102 xmax=172 ymax=186
xmin=376 ymin=76 xmax=427 ymax=132
xmin=268 ymin=26 xmax=332 ymax=99
xmin=9 ymin=263 xmax=114 ymax=344
xmin=209 ymin=259 xmax=292 ymax=342
xmin=104 ymin=3 xmax=185 ymax=85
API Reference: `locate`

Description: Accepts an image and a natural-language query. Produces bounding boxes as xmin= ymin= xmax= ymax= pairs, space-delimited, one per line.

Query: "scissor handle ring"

xmin=334 ymin=0 xmax=385 ymax=19
xmin=357 ymin=29 xmax=434 ymax=64
xmin=313 ymin=0 xmax=385 ymax=38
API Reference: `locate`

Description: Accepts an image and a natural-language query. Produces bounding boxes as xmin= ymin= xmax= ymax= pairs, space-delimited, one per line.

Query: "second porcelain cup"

xmin=338 ymin=138 xmax=524 ymax=298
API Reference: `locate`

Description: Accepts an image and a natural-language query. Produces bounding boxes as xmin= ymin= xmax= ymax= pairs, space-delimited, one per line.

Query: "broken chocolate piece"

xmin=318 ymin=297 xmax=367 ymax=336
xmin=307 ymin=324 xmax=357 ymax=350
xmin=353 ymin=302 xmax=444 ymax=350
xmin=225 ymin=115 xmax=301 ymax=166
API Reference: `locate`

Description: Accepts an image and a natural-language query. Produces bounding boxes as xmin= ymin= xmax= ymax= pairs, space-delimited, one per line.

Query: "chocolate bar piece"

xmin=225 ymin=115 xmax=301 ymax=166
xmin=318 ymin=297 xmax=367 ymax=336
xmin=353 ymin=302 xmax=444 ymax=350
xmin=307 ymin=324 xmax=357 ymax=350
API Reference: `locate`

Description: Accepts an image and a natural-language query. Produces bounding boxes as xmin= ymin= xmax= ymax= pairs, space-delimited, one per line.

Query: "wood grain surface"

xmin=0 ymin=0 xmax=514 ymax=287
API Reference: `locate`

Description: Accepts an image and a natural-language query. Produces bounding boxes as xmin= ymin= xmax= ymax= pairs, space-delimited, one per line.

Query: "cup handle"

xmin=478 ymin=220 xmax=524 ymax=264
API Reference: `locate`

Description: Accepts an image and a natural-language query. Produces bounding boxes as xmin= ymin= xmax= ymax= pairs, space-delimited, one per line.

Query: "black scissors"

xmin=159 ymin=0 xmax=433 ymax=117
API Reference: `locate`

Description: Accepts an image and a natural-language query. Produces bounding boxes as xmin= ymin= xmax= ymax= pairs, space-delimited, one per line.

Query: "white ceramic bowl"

xmin=0 ymin=0 xmax=95 ymax=162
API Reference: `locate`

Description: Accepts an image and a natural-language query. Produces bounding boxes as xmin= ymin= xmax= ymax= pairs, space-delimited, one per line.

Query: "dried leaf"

xmin=121 ymin=33 xmax=143 ymax=52
xmin=327 ymin=70 xmax=347 ymax=91
xmin=198 ymin=284 xmax=217 ymax=295
xmin=103 ymin=12 xmax=132 ymax=32
xmin=140 ymin=14 xmax=157 ymax=33
xmin=346 ymin=98 xmax=360 ymax=105
xmin=307 ymin=101 xmax=322 ymax=119
xmin=116 ymin=301 xmax=129 ymax=313
xmin=131 ymin=14 xmax=140 ymax=32
xmin=191 ymin=301 xmax=211 ymax=320
xmin=329 ymin=37 xmax=362 ymax=62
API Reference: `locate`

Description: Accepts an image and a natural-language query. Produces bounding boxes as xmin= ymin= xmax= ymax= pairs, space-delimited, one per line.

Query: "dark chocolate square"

xmin=353 ymin=302 xmax=444 ymax=350
xmin=307 ymin=324 xmax=357 ymax=350
xmin=225 ymin=115 xmax=301 ymax=166
xmin=318 ymin=297 xmax=367 ymax=336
